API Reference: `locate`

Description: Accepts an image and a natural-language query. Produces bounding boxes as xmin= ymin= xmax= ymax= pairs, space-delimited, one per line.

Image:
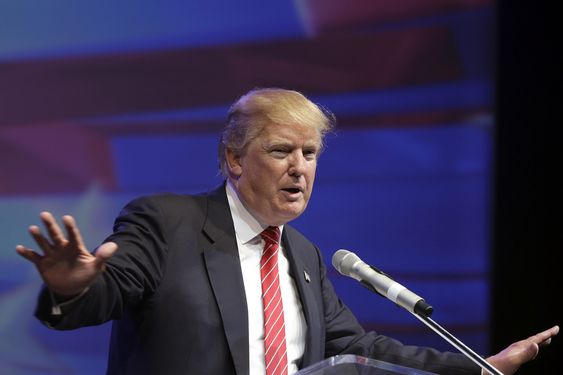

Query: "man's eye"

xmin=271 ymin=149 xmax=288 ymax=156
xmin=303 ymin=150 xmax=317 ymax=159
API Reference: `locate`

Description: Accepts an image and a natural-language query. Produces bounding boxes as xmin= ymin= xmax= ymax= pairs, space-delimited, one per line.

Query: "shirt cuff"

xmin=49 ymin=287 xmax=90 ymax=315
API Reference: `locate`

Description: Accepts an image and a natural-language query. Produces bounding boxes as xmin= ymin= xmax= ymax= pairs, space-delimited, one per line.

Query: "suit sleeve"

xmin=35 ymin=195 xmax=170 ymax=330
xmin=316 ymin=247 xmax=481 ymax=375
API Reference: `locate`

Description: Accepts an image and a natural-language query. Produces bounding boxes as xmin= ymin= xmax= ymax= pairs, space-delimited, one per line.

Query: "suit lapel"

xmin=282 ymin=229 xmax=322 ymax=367
xmin=202 ymin=185 xmax=249 ymax=375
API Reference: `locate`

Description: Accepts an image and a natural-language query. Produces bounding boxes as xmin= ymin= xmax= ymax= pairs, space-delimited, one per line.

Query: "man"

xmin=17 ymin=88 xmax=558 ymax=374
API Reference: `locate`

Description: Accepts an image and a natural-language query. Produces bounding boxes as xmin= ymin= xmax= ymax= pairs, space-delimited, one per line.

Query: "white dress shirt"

xmin=226 ymin=181 xmax=307 ymax=375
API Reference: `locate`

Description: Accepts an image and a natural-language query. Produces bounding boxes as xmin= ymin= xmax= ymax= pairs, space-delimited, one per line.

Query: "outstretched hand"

xmin=485 ymin=325 xmax=559 ymax=374
xmin=16 ymin=211 xmax=118 ymax=298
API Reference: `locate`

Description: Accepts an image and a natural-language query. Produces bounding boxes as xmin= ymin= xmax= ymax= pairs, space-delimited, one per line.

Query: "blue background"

xmin=0 ymin=1 xmax=496 ymax=373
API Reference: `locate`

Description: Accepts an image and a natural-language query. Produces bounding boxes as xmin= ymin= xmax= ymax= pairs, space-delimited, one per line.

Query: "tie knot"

xmin=260 ymin=226 xmax=281 ymax=245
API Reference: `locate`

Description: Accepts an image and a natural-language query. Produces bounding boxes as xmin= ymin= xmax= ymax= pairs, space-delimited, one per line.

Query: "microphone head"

xmin=332 ymin=249 xmax=361 ymax=276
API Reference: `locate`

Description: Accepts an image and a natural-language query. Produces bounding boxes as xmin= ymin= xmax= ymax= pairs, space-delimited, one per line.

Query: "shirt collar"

xmin=226 ymin=180 xmax=283 ymax=245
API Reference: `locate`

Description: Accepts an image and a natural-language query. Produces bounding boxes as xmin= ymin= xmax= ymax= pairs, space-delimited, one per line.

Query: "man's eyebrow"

xmin=264 ymin=140 xmax=292 ymax=147
xmin=263 ymin=138 xmax=320 ymax=149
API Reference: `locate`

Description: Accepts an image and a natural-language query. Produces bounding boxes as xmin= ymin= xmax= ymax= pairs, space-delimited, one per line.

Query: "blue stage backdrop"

xmin=0 ymin=1 xmax=495 ymax=373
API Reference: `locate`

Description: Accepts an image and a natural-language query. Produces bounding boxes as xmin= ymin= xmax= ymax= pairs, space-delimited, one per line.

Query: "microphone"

xmin=333 ymin=250 xmax=505 ymax=375
xmin=332 ymin=249 xmax=433 ymax=317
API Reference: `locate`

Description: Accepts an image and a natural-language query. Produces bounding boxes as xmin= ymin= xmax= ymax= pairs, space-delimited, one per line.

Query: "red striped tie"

xmin=260 ymin=226 xmax=288 ymax=375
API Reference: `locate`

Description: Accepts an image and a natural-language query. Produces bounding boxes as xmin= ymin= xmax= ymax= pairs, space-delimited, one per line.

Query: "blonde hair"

xmin=218 ymin=88 xmax=335 ymax=177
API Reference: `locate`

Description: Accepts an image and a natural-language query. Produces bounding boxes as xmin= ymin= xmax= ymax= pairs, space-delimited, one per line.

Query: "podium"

xmin=295 ymin=354 xmax=438 ymax=375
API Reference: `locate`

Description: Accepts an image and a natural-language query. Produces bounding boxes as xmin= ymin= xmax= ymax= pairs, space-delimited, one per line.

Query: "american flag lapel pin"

xmin=304 ymin=270 xmax=311 ymax=283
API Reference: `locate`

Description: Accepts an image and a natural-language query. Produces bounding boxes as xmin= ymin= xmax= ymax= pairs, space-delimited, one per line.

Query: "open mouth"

xmin=282 ymin=188 xmax=302 ymax=194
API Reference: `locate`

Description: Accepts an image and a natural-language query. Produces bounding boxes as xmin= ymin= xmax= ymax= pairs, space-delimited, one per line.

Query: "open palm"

xmin=16 ymin=211 xmax=117 ymax=298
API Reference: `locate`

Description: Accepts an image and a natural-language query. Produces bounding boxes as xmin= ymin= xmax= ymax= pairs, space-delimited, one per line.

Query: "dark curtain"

xmin=493 ymin=1 xmax=562 ymax=374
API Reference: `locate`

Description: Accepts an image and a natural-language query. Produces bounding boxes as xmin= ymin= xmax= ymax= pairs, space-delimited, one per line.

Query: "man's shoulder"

xmin=122 ymin=192 xmax=206 ymax=211
xmin=123 ymin=185 xmax=224 ymax=210
xmin=117 ymin=185 xmax=226 ymax=221
xmin=130 ymin=191 xmax=207 ymax=204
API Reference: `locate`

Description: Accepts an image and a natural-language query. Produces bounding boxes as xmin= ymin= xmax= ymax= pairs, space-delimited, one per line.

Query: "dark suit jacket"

xmin=36 ymin=185 xmax=480 ymax=375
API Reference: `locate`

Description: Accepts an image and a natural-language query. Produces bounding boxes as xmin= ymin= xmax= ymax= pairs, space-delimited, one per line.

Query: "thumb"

xmin=94 ymin=241 xmax=118 ymax=263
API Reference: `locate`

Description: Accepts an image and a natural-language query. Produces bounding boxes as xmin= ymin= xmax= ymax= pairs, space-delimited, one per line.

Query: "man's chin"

xmin=280 ymin=205 xmax=307 ymax=221
xmin=264 ymin=207 xmax=305 ymax=226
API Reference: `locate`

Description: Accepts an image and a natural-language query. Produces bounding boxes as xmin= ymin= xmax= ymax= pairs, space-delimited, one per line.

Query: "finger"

xmin=15 ymin=245 xmax=42 ymax=265
xmin=62 ymin=215 xmax=85 ymax=249
xmin=95 ymin=242 xmax=118 ymax=260
xmin=94 ymin=242 xmax=118 ymax=269
xmin=536 ymin=325 xmax=559 ymax=346
xmin=29 ymin=225 xmax=54 ymax=253
xmin=528 ymin=325 xmax=559 ymax=346
xmin=40 ymin=211 xmax=67 ymax=247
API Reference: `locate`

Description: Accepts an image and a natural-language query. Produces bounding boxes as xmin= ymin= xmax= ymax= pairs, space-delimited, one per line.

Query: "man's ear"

xmin=225 ymin=148 xmax=243 ymax=179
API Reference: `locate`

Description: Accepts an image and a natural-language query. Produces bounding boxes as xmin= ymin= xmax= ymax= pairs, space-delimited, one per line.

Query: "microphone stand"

xmin=411 ymin=311 xmax=503 ymax=375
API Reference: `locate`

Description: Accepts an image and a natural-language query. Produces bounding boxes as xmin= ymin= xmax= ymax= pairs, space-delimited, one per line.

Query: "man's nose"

xmin=288 ymin=152 xmax=306 ymax=176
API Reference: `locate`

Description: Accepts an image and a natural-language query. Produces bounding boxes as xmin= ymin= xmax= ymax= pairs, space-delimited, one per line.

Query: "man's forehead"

xmin=261 ymin=123 xmax=321 ymax=143
xmin=262 ymin=134 xmax=321 ymax=150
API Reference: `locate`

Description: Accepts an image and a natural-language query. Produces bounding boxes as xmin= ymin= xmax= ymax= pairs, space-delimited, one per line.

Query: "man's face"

xmin=227 ymin=122 xmax=320 ymax=226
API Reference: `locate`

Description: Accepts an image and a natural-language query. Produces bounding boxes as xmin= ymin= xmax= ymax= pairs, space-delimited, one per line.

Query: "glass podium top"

xmin=295 ymin=354 xmax=438 ymax=375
